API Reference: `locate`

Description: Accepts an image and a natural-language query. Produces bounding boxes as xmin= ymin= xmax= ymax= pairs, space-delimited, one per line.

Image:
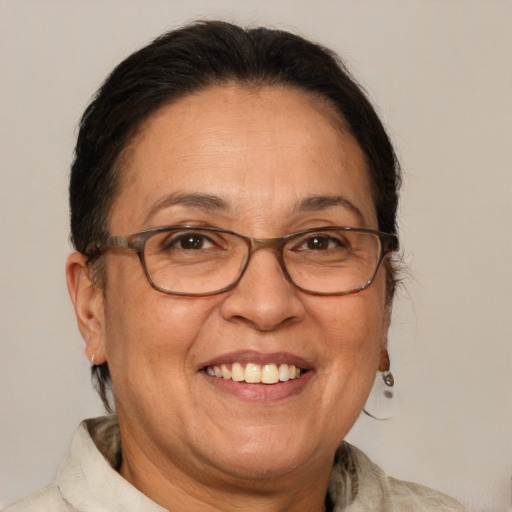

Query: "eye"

xmin=165 ymin=232 xmax=216 ymax=251
xmin=305 ymin=235 xmax=336 ymax=250
xmin=295 ymin=234 xmax=348 ymax=251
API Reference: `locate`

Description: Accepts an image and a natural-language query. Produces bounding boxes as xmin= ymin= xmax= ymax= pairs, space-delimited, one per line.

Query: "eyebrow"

xmin=295 ymin=195 xmax=365 ymax=223
xmin=144 ymin=192 xmax=365 ymax=225
xmin=144 ymin=192 xmax=228 ymax=224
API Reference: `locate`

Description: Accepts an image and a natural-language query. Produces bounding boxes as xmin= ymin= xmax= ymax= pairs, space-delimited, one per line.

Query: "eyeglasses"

xmin=87 ymin=225 xmax=398 ymax=296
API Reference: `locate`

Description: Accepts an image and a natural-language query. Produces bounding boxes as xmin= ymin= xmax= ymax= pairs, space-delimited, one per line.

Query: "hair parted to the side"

xmin=70 ymin=20 xmax=401 ymax=412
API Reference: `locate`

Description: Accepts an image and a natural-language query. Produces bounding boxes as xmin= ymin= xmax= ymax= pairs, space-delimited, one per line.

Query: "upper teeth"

xmin=205 ymin=362 xmax=303 ymax=384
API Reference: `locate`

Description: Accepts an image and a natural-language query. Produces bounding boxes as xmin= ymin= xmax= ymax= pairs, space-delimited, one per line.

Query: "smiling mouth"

xmin=204 ymin=362 xmax=305 ymax=384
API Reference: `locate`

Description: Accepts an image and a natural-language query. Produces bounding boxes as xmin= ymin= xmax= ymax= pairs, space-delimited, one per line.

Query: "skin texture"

xmin=66 ymin=84 xmax=391 ymax=512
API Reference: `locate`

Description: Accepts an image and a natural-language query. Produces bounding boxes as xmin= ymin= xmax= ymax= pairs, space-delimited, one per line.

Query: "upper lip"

xmin=198 ymin=350 xmax=314 ymax=371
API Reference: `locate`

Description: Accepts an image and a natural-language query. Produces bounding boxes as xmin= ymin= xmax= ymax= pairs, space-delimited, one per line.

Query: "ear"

xmin=378 ymin=310 xmax=391 ymax=372
xmin=66 ymin=252 xmax=107 ymax=365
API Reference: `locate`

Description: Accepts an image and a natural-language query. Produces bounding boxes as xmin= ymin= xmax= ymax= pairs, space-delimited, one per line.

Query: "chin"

xmin=216 ymin=451 xmax=307 ymax=482
xmin=202 ymin=427 xmax=322 ymax=482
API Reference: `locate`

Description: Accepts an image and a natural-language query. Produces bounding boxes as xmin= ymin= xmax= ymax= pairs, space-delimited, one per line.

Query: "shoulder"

xmin=3 ymin=484 xmax=75 ymax=512
xmin=379 ymin=475 xmax=468 ymax=511
xmin=2 ymin=417 xmax=115 ymax=512
xmin=330 ymin=443 xmax=467 ymax=511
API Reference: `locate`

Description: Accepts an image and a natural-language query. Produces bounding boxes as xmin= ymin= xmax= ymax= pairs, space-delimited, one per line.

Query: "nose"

xmin=219 ymin=248 xmax=306 ymax=331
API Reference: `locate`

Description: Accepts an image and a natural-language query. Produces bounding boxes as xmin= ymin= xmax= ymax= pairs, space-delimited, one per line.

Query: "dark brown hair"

xmin=70 ymin=20 xmax=401 ymax=411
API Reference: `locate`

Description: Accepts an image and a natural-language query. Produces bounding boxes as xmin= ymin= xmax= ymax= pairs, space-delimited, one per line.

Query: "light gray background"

xmin=1 ymin=1 xmax=511 ymax=510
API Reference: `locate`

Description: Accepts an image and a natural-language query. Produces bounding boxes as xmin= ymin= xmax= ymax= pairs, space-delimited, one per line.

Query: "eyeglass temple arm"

xmin=85 ymin=235 xmax=134 ymax=255
xmin=383 ymin=234 xmax=399 ymax=253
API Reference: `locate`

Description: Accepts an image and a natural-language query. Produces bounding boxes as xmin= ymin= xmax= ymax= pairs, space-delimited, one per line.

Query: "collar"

xmin=57 ymin=417 xmax=167 ymax=512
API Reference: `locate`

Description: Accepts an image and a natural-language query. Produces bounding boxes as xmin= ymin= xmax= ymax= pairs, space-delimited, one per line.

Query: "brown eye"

xmin=178 ymin=234 xmax=207 ymax=249
xmin=161 ymin=232 xmax=216 ymax=251
xmin=306 ymin=236 xmax=332 ymax=250
xmin=289 ymin=230 xmax=353 ymax=255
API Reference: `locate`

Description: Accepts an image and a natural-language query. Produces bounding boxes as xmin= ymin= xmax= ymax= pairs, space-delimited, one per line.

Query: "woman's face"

xmin=90 ymin=84 xmax=389 ymax=483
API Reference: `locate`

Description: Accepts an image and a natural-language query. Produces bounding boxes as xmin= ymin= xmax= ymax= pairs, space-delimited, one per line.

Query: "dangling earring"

xmin=363 ymin=351 xmax=397 ymax=420
xmin=380 ymin=350 xmax=394 ymax=396
xmin=382 ymin=369 xmax=394 ymax=389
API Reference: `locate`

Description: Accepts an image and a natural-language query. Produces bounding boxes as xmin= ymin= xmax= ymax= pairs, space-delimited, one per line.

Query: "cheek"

xmin=314 ymin=294 xmax=386 ymax=347
xmin=105 ymin=295 xmax=216 ymax=360
xmin=101 ymin=258 xmax=220 ymax=374
xmin=311 ymin=286 xmax=388 ymax=384
xmin=103 ymin=291 xmax=222 ymax=418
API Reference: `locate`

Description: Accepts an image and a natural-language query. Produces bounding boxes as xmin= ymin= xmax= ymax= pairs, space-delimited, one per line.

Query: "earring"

xmin=380 ymin=350 xmax=394 ymax=397
xmin=382 ymin=370 xmax=394 ymax=389
xmin=91 ymin=354 xmax=95 ymax=366
xmin=363 ymin=353 xmax=397 ymax=420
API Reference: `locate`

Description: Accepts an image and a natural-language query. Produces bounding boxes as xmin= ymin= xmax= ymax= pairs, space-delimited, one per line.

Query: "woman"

xmin=6 ymin=21 xmax=466 ymax=511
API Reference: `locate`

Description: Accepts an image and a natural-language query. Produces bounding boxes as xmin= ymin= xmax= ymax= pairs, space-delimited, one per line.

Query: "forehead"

xmin=110 ymin=83 xmax=376 ymax=233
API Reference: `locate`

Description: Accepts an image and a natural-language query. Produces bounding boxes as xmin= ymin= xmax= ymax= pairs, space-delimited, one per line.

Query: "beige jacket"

xmin=5 ymin=416 xmax=466 ymax=511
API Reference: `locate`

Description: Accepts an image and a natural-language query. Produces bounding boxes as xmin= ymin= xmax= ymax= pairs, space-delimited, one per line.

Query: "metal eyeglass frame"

xmin=86 ymin=225 xmax=399 ymax=297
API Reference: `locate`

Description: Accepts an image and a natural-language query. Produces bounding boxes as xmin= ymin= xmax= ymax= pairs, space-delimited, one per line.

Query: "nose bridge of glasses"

xmin=246 ymin=236 xmax=289 ymax=273
xmin=249 ymin=236 xmax=285 ymax=251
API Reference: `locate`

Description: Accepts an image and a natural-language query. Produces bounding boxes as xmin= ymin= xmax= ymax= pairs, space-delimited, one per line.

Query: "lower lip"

xmin=201 ymin=371 xmax=313 ymax=402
